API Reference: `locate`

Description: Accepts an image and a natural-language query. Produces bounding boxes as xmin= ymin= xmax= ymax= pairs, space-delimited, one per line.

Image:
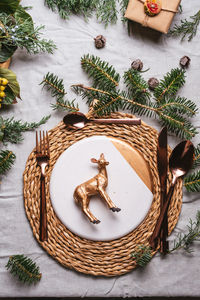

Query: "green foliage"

xmin=2 ymin=115 xmax=51 ymax=144
xmin=0 ymin=0 xmax=20 ymax=15
xmin=131 ymin=245 xmax=152 ymax=267
xmin=0 ymin=150 xmax=16 ymax=174
xmin=0 ymin=6 xmax=56 ymax=61
xmin=44 ymin=0 xmax=97 ymax=20
xmin=170 ymin=211 xmax=200 ymax=253
xmin=184 ymin=170 xmax=200 ymax=192
xmin=73 ymin=54 xmax=198 ymax=140
xmin=6 ymin=255 xmax=41 ymax=284
xmin=124 ymin=69 xmax=150 ymax=104
xmin=193 ymin=144 xmax=200 ymax=169
xmin=41 ymin=72 xmax=66 ymax=100
xmin=81 ymin=54 xmax=120 ymax=91
xmin=96 ymin=0 xmax=118 ymax=26
xmin=44 ymin=0 xmax=120 ymax=25
xmin=153 ymin=68 xmax=185 ymax=103
xmin=41 ymin=72 xmax=79 ymax=112
xmin=169 ymin=10 xmax=200 ymax=41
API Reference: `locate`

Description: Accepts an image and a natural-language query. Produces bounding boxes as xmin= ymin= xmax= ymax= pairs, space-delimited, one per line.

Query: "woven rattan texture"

xmin=23 ymin=113 xmax=183 ymax=277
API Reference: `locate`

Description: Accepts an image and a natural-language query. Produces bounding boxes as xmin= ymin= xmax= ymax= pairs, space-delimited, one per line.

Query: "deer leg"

xmin=98 ymin=187 xmax=121 ymax=212
xmin=82 ymin=198 xmax=101 ymax=224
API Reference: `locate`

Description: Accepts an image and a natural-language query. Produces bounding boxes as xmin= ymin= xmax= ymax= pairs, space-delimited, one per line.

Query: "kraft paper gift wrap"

xmin=124 ymin=0 xmax=181 ymax=34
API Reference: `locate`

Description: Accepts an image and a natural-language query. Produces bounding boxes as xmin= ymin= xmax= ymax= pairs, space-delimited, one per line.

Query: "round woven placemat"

xmin=23 ymin=113 xmax=183 ymax=277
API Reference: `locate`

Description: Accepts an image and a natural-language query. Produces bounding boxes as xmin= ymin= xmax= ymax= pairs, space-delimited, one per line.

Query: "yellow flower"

xmin=0 ymin=91 xmax=6 ymax=98
xmin=0 ymin=78 xmax=9 ymax=86
xmin=0 ymin=86 xmax=6 ymax=91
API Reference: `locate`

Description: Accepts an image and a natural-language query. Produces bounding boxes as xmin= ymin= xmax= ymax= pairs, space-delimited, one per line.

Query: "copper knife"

xmin=150 ymin=126 xmax=169 ymax=253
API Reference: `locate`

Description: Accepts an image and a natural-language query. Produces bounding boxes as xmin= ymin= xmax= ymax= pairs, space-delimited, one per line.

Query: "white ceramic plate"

xmin=50 ymin=135 xmax=153 ymax=241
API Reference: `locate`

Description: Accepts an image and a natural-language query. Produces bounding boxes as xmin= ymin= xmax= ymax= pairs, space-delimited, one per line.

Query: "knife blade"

xmin=150 ymin=126 xmax=168 ymax=253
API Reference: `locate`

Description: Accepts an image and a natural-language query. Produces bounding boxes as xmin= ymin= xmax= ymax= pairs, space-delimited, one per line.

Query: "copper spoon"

xmin=149 ymin=140 xmax=194 ymax=249
xmin=63 ymin=112 xmax=141 ymax=129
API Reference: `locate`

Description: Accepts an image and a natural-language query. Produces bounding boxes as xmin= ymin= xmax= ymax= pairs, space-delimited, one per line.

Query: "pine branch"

xmin=44 ymin=0 xmax=97 ymax=20
xmin=192 ymin=144 xmax=200 ymax=169
xmin=123 ymin=69 xmax=150 ymax=104
xmin=0 ymin=150 xmax=16 ymax=174
xmin=169 ymin=10 xmax=200 ymax=41
xmin=72 ymin=83 xmax=156 ymax=117
xmin=153 ymin=68 xmax=185 ymax=103
xmin=51 ymin=98 xmax=79 ymax=112
xmin=73 ymin=55 xmax=198 ymax=140
xmin=120 ymin=0 xmax=129 ymax=18
xmin=96 ymin=0 xmax=118 ymax=27
xmin=184 ymin=170 xmax=200 ymax=192
xmin=2 ymin=115 xmax=51 ymax=144
xmin=6 ymin=255 xmax=41 ymax=284
xmin=157 ymin=96 xmax=198 ymax=118
xmin=0 ymin=13 xmax=56 ymax=55
xmin=170 ymin=211 xmax=200 ymax=253
xmin=131 ymin=245 xmax=152 ymax=267
xmin=158 ymin=112 xmax=197 ymax=140
xmin=81 ymin=54 xmax=120 ymax=91
xmin=41 ymin=73 xmax=79 ymax=112
xmin=41 ymin=72 xmax=66 ymax=99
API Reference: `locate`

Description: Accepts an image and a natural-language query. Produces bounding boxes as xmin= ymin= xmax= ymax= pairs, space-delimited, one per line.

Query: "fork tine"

xmin=40 ymin=131 xmax=42 ymax=154
xmin=36 ymin=131 xmax=39 ymax=153
xmin=43 ymin=131 xmax=46 ymax=155
xmin=46 ymin=131 xmax=50 ymax=157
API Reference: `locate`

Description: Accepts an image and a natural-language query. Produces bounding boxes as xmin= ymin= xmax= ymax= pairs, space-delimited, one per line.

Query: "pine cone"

xmin=94 ymin=35 xmax=106 ymax=49
xmin=148 ymin=77 xmax=159 ymax=90
xmin=180 ymin=56 xmax=191 ymax=68
xmin=131 ymin=59 xmax=143 ymax=71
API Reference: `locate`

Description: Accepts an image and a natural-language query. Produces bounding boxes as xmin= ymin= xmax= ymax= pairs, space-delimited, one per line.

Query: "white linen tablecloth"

xmin=0 ymin=0 xmax=200 ymax=297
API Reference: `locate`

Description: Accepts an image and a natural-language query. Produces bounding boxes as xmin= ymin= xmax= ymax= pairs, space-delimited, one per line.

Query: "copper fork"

xmin=35 ymin=131 xmax=50 ymax=242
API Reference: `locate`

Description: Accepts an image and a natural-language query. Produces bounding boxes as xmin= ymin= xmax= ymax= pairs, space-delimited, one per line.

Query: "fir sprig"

xmin=81 ymin=54 xmax=120 ymax=91
xmin=0 ymin=11 xmax=56 ymax=57
xmin=41 ymin=72 xmax=66 ymax=100
xmin=184 ymin=170 xmax=200 ymax=193
xmin=131 ymin=245 xmax=152 ymax=267
xmin=6 ymin=255 xmax=41 ymax=284
xmin=193 ymin=144 xmax=200 ymax=169
xmin=0 ymin=150 xmax=16 ymax=174
xmin=44 ymin=0 xmax=97 ymax=20
xmin=169 ymin=10 xmax=200 ymax=41
xmin=153 ymin=68 xmax=185 ymax=103
xmin=96 ymin=0 xmax=118 ymax=26
xmin=2 ymin=115 xmax=51 ymax=144
xmin=73 ymin=55 xmax=198 ymax=140
xmin=44 ymin=0 xmax=118 ymax=26
xmin=41 ymin=73 xmax=79 ymax=112
xmin=170 ymin=211 xmax=200 ymax=253
xmin=123 ymin=69 xmax=150 ymax=104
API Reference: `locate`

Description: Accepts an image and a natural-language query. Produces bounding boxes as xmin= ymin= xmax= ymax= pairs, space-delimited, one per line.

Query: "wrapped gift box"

xmin=124 ymin=0 xmax=181 ymax=34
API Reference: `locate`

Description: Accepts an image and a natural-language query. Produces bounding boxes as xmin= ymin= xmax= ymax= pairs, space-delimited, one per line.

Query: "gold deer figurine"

xmin=73 ymin=153 xmax=121 ymax=224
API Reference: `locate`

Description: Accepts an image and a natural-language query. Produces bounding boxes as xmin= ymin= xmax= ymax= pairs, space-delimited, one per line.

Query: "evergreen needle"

xmin=6 ymin=255 xmax=41 ymax=284
xmin=169 ymin=10 xmax=200 ymax=41
xmin=2 ymin=115 xmax=51 ymax=144
xmin=0 ymin=150 xmax=16 ymax=174
xmin=41 ymin=73 xmax=79 ymax=112
xmin=170 ymin=211 xmax=200 ymax=253
xmin=131 ymin=245 xmax=152 ymax=267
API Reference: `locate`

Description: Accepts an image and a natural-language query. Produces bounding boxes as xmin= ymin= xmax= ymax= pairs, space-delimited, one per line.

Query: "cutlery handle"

xmin=160 ymin=188 xmax=169 ymax=254
xmin=91 ymin=118 xmax=141 ymax=125
xmin=40 ymin=175 xmax=48 ymax=242
xmin=149 ymin=182 xmax=175 ymax=249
